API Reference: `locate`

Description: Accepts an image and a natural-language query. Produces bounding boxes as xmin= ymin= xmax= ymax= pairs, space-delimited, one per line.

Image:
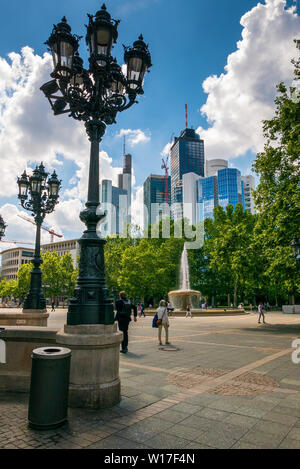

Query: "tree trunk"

xmin=227 ymin=294 xmax=230 ymax=307
xmin=234 ymin=281 xmax=237 ymax=307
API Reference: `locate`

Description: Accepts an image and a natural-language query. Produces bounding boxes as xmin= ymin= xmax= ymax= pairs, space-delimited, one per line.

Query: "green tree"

xmin=253 ymin=39 xmax=300 ymax=304
xmin=16 ymin=262 xmax=33 ymax=298
xmin=204 ymin=204 xmax=258 ymax=306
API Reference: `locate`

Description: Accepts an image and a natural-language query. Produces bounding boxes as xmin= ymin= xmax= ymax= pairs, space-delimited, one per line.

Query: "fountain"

xmin=168 ymin=245 xmax=202 ymax=311
xmin=168 ymin=246 xmax=248 ymax=316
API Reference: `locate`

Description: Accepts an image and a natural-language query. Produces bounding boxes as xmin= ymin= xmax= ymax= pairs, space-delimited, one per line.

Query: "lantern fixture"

xmin=29 ymin=167 xmax=43 ymax=195
xmin=46 ymin=16 xmax=80 ymax=80
xmin=48 ymin=170 xmax=61 ymax=198
xmin=86 ymin=3 xmax=119 ymax=68
xmin=124 ymin=35 xmax=152 ymax=93
xmin=17 ymin=171 xmax=30 ymax=200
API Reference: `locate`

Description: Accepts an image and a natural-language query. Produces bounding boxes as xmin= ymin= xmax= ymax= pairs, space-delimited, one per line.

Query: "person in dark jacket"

xmin=115 ymin=291 xmax=137 ymax=354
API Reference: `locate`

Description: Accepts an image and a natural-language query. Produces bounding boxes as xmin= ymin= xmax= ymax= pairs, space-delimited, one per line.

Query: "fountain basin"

xmin=169 ymin=289 xmax=202 ymax=311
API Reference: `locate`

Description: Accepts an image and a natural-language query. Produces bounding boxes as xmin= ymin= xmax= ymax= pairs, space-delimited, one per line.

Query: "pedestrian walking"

xmin=51 ymin=300 xmax=55 ymax=312
xmin=141 ymin=303 xmax=146 ymax=317
xmin=258 ymin=303 xmax=266 ymax=324
xmin=116 ymin=291 xmax=137 ymax=354
xmin=137 ymin=303 xmax=142 ymax=318
xmin=167 ymin=301 xmax=174 ymax=317
xmin=185 ymin=303 xmax=192 ymax=318
xmin=156 ymin=300 xmax=170 ymax=346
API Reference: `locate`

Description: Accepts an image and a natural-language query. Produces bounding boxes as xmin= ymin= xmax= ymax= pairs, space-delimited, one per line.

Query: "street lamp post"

xmin=17 ymin=163 xmax=61 ymax=311
xmin=0 ymin=215 xmax=7 ymax=241
xmin=41 ymin=3 xmax=152 ymax=326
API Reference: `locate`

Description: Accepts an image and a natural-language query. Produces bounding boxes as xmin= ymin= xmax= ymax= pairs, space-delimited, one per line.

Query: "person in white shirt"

xmin=156 ymin=300 xmax=170 ymax=346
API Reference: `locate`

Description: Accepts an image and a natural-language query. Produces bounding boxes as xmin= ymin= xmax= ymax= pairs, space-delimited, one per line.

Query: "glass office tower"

xmin=218 ymin=168 xmax=244 ymax=211
xmin=198 ymin=176 xmax=218 ymax=222
xmin=170 ymin=128 xmax=205 ymax=219
xmin=143 ymin=174 xmax=171 ymax=228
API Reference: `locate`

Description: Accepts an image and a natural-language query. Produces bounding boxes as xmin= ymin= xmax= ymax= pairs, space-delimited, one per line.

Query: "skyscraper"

xmin=143 ymin=174 xmax=171 ymax=228
xmin=218 ymin=168 xmax=244 ymax=211
xmin=101 ymin=180 xmax=128 ymax=236
xmin=118 ymin=152 xmax=132 ymax=225
xmin=183 ymin=172 xmax=201 ymax=226
xmin=170 ymin=128 xmax=205 ymax=220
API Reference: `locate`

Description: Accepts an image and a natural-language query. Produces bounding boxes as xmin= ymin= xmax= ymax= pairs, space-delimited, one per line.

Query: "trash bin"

xmin=28 ymin=347 xmax=72 ymax=430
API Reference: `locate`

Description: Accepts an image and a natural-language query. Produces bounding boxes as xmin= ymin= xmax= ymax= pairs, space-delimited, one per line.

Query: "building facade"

xmin=143 ymin=174 xmax=171 ymax=228
xmin=198 ymin=175 xmax=219 ymax=222
xmin=1 ymin=247 xmax=34 ymax=281
xmin=241 ymin=175 xmax=256 ymax=214
xmin=41 ymin=239 xmax=80 ymax=266
xmin=118 ymin=153 xmax=132 ymax=225
xmin=170 ymin=128 xmax=205 ymax=220
xmin=206 ymin=159 xmax=228 ymax=177
xmin=183 ymin=172 xmax=201 ymax=226
xmin=218 ymin=168 xmax=245 ymax=211
xmin=101 ymin=179 xmax=128 ymax=236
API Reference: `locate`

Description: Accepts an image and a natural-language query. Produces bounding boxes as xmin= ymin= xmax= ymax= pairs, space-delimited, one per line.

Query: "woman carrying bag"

xmin=156 ymin=300 xmax=170 ymax=346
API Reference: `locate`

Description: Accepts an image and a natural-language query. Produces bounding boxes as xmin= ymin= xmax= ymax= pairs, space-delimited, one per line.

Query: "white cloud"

xmin=161 ymin=142 xmax=172 ymax=157
xmin=197 ymin=0 xmax=300 ymax=160
xmin=117 ymin=128 xmax=151 ymax=146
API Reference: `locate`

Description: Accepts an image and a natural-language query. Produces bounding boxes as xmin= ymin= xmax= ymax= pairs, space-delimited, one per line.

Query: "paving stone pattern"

xmin=1 ymin=311 xmax=300 ymax=449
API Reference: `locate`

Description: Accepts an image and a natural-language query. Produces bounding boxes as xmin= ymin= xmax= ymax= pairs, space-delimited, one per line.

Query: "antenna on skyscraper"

xmin=123 ymin=135 xmax=126 ymax=158
xmin=185 ymin=104 xmax=188 ymax=129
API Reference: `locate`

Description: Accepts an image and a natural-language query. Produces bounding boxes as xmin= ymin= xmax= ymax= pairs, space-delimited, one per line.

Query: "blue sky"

xmin=0 ymin=0 xmax=299 ymax=244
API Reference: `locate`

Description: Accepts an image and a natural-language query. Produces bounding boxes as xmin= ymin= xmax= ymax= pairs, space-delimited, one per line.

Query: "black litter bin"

xmin=28 ymin=347 xmax=71 ymax=430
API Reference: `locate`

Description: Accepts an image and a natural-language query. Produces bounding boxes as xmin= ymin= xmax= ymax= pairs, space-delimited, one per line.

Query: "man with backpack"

xmin=115 ymin=291 xmax=137 ymax=354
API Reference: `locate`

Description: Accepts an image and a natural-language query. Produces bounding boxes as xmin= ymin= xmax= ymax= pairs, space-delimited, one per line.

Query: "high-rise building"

xmin=118 ymin=153 xmax=132 ymax=225
xmin=206 ymin=159 xmax=228 ymax=177
xmin=198 ymin=175 xmax=219 ymax=222
xmin=218 ymin=168 xmax=244 ymax=211
xmin=101 ymin=179 xmax=128 ymax=236
xmin=170 ymin=128 xmax=205 ymax=220
xmin=183 ymin=173 xmax=201 ymax=226
xmin=143 ymin=174 xmax=171 ymax=228
xmin=241 ymin=175 xmax=256 ymax=214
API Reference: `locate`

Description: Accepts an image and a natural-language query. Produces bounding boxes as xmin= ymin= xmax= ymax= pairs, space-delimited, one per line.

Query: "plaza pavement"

xmin=1 ymin=310 xmax=300 ymax=449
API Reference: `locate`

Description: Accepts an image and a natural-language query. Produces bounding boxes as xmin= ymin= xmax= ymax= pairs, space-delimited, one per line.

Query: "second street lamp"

xmin=41 ymin=3 xmax=152 ymax=326
xmin=0 ymin=215 xmax=7 ymax=241
xmin=17 ymin=163 xmax=61 ymax=311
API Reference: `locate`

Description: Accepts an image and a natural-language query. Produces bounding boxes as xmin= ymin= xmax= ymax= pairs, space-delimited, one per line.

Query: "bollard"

xmin=28 ymin=347 xmax=71 ymax=430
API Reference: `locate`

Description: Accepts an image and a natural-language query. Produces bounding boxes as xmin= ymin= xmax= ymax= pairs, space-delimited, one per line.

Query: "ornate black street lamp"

xmin=0 ymin=215 xmax=7 ymax=241
xmin=17 ymin=163 xmax=61 ymax=310
xmin=41 ymin=4 xmax=152 ymax=326
xmin=291 ymin=237 xmax=300 ymax=267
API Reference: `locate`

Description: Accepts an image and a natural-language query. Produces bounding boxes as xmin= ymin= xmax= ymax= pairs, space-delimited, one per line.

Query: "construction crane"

xmin=160 ymin=133 xmax=174 ymax=209
xmin=161 ymin=156 xmax=169 ymax=206
xmin=17 ymin=214 xmax=63 ymax=243
xmin=0 ymin=239 xmax=34 ymax=246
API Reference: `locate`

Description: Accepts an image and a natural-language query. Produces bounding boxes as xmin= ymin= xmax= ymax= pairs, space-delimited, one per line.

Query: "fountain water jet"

xmin=168 ymin=245 xmax=202 ymax=311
